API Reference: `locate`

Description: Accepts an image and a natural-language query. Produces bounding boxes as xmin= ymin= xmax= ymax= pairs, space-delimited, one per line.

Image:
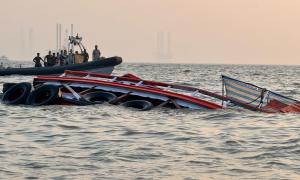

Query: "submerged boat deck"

xmin=32 ymin=70 xmax=223 ymax=110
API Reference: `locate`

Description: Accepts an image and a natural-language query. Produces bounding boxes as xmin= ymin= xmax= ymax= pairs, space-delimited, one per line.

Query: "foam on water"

xmin=0 ymin=63 xmax=299 ymax=179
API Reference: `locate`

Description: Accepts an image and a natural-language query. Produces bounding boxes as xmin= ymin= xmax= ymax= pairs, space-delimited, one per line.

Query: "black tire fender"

xmin=2 ymin=83 xmax=17 ymax=93
xmin=26 ymin=85 xmax=59 ymax=106
xmin=82 ymin=91 xmax=117 ymax=104
xmin=121 ymin=100 xmax=153 ymax=111
xmin=2 ymin=82 xmax=32 ymax=105
xmin=60 ymin=97 xmax=94 ymax=106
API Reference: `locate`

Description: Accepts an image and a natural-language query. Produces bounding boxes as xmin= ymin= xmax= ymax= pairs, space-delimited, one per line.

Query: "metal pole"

xmin=71 ymin=24 xmax=73 ymax=36
xmin=56 ymin=24 xmax=58 ymax=51
xmin=59 ymin=24 xmax=62 ymax=50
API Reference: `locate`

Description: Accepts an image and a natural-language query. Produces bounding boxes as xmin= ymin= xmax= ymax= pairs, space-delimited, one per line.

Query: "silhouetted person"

xmin=92 ymin=45 xmax=101 ymax=61
xmin=44 ymin=51 xmax=52 ymax=67
xmin=60 ymin=50 xmax=66 ymax=65
xmin=68 ymin=49 xmax=74 ymax=64
xmin=61 ymin=50 xmax=68 ymax=65
xmin=33 ymin=53 xmax=43 ymax=67
xmin=83 ymin=49 xmax=89 ymax=63
xmin=48 ymin=53 xmax=56 ymax=66
xmin=56 ymin=52 xmax=60 ymax=65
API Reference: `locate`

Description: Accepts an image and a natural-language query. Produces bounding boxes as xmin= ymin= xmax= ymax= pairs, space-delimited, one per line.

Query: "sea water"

xmin=0 ymin=62 xmax=299 ymax=179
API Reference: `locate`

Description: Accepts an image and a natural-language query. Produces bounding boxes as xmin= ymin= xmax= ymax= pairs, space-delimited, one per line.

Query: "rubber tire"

xmin=82 ymin=91 xmax=117 ymax=104
xmin=121 ymin=100 xmax=153 ymax=111
xmin=26 ymin=85 xmax=59 ymax=106
xmin=2 ymin=82 xmax=32 ymax=105
xmin=2 ymin=83 xmax=17 ymax=93
xmin=60 ymin=97 xmax=94 ymax=106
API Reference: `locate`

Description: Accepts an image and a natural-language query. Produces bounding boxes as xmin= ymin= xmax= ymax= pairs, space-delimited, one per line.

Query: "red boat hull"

xmin=33 ymin=71 xmax=222 ymax=110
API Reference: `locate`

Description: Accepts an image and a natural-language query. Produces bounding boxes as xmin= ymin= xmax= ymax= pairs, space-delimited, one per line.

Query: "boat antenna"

xmin=71 ymin=24 xmax=74 ymax=36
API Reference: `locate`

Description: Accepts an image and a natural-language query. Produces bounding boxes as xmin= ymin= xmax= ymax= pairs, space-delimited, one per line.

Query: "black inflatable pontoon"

xmin=0 ymin=56 xmax=122 ymax=76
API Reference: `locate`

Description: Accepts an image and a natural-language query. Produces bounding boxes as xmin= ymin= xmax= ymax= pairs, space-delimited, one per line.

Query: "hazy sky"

xmin=1 ymin=0 xmax=300 ymax=65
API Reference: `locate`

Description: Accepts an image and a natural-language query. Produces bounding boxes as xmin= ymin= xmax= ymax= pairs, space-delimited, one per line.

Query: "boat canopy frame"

xmin=67 ymin=34 xmax=86 ymax=54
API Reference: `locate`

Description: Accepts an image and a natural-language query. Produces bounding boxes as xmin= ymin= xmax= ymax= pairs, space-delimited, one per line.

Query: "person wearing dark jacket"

xmin=44 ymin=51 xmax=52 ymax=67
xmin=33 ymin=53 xmax=43 ymax=67
xmin=83 ymin=49 xmax=89 ymax=62
xmin=59 ymin=50 xmax=66 ymax=65
xmin=50 ymin=53 xmax=57 ymax=66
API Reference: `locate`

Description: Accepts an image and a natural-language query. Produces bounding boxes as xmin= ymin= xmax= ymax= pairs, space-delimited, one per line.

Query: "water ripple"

xmin=0 ymin=63 xmax=299 ymax=179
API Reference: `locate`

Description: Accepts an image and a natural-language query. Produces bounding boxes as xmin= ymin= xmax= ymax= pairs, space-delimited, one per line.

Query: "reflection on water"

xmin=0 ymin=63 xmax=299 ymax=179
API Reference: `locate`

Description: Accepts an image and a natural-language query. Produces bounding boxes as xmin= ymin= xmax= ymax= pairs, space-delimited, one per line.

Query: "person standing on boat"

xmin=49 ymin=52 xmax=56 ymax=66
xmin=68 ymin=49 xmax=74 ymax=64
xmin=83 ymin=49 xmax=89 ymax=62
xmin=59 ymin=50 xmax=64 ymax=65
xmin=44 ymin=51 xmax=52 ymax=67
xmin=33 ymin=53 xmax=43 ymax=67
xmin=62 ymin=50 xmax=68 ymax=65
xmin=92 ymin=45 xmax=101 ymax=61
xmin=55 ymin=52 xmax=60 ymax=66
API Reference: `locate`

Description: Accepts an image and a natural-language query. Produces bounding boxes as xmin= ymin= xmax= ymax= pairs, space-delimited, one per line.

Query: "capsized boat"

xmin=221 ymin=75 xmax=300 ymax=113
xmin=30 ymin=70 xmax=222 ymax=110
xmin=1 ymin=71 xmax=299 ymax=113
